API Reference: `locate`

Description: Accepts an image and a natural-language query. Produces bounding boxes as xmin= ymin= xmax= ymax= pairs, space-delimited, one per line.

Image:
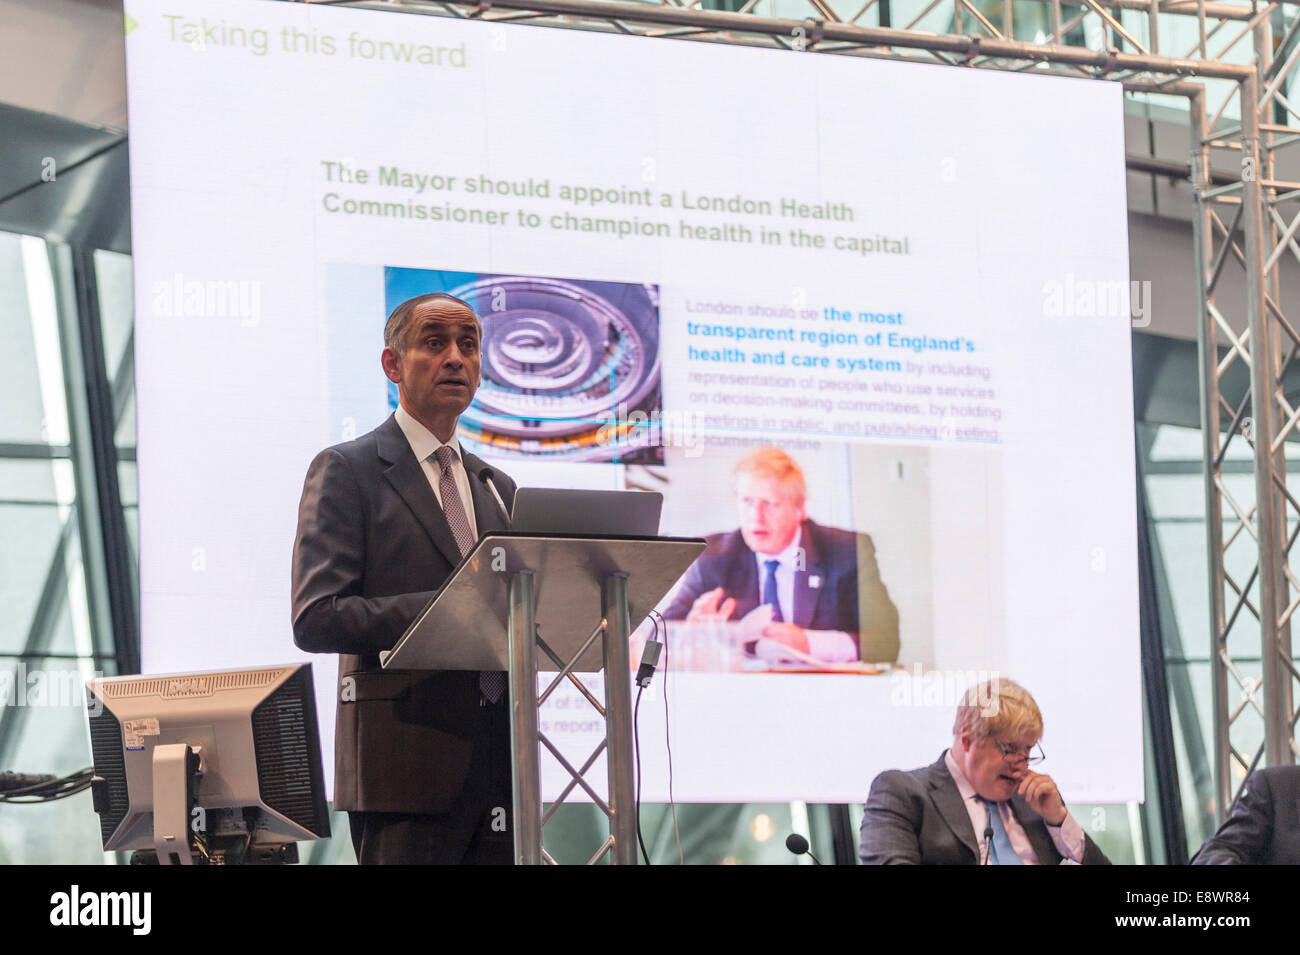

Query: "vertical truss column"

xmin=600 ymin=574 xmax=637 ymax=865
xmin=1241 ymin=66 xmax=1295 ymax=769
xmin=508 ymin=570 xmax=543 ymax=865
xmin=1196 ymin=51 xmax=1300 ymax=820
xmin=1191 ymin=89 xmax=1236 ymax=817
xmin=1254 ymin=17 xmax=1300 ymax=766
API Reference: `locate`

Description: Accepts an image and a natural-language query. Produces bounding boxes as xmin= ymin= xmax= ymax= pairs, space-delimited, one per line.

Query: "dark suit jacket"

xmin=290 ymin=413 xmax=516 ymax=815
xmin=661 ymin=518 xmax=900 ymax=663
xmin=858 ymin=752 xmax=1111 ymax=865
xmin=1192 ymin=766 xmax=1300 ymax=865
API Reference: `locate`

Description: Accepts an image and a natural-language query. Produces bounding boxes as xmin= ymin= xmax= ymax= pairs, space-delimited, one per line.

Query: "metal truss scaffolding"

xmin=334 ymin=0 xmax=1300 ymax=820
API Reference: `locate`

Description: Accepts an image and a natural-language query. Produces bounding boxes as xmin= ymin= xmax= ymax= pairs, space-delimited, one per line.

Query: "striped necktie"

xmin=433 ymin=445 xmax=504 ymax=703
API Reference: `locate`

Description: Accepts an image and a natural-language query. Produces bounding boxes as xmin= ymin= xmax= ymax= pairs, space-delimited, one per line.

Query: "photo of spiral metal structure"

xmin=452 ymin=274 xmax=662 ymax=462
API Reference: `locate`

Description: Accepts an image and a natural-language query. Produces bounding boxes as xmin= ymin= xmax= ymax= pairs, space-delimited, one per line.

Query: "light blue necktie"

xmin=981 ymin=798 xmax=1023 ymax=865
xmin=762 ymin=559 xmax=783 ymax=622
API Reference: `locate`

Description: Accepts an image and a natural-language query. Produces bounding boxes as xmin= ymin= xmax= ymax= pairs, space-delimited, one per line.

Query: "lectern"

xmin=382 ymin=530 xmax=705 ymax=865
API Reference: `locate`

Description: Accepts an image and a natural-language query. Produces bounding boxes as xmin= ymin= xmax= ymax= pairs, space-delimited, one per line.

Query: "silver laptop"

xmin=510 ymin=488 xmax=662 ymax=537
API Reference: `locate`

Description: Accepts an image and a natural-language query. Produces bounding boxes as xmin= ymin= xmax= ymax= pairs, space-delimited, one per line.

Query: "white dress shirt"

xmin=394 ymin=404 xmax=478 ymax=542
xmin=752 ymin=529 xmax=857 ymax=663
xmin=943 ymin=749 xmax=1086 ymax=864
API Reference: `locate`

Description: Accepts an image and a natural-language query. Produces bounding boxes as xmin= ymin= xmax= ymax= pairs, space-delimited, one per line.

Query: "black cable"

xmin=634 ymin=685 xmax=649 ymax=865
xmin=0 ymin=770 xmax=87 ymax=796
xmin=633 ymin=612 xmax=659 ymax=865
xmin=22 ymin=775 xmax=91 ymax=800
xmin=0 ymin=772 xmax=53 ymax=793
xmin=0 ymin=768 xmax=94 ymax=803
xmin=649 ymin=609 xmax=682 ymax=864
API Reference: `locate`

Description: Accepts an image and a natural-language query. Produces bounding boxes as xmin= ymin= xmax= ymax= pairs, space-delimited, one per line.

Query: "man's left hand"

xmin=1017 ymin=770 xmax=1067 ymax=826
xmin=761 ymin=621 xmax=810 ymax=656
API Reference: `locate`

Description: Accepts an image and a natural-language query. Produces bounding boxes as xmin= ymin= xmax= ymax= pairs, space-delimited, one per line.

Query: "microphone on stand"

xmin=478 ymin=468 xmax=512 ymax=528
xmin=785 ymin=833 xmax=824 ymax=865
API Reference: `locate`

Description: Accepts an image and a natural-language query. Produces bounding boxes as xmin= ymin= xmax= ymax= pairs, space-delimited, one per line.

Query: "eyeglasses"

xmin=992 ymin=737 xmax=1046 ymax=766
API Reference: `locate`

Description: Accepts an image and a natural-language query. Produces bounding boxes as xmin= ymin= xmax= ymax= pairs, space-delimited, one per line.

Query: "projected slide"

xmin=126 ymin=0 xmax=1140 ymax=803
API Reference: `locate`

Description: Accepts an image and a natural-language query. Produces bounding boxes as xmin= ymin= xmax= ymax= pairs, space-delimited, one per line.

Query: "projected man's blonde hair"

xmin=733 ymin=447 xmax=806 ymax=503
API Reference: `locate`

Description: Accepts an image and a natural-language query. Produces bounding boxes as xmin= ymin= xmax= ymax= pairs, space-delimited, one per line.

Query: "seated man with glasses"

xmin=858 ymin=678 xmax=1110 ymax=865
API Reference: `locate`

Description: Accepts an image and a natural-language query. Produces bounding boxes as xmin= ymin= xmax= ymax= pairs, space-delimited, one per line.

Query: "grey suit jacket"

xmin=290 ymin=413 xmax=516 ymax=814
xmin=858 ymin=752 xmax=1111 ymax=865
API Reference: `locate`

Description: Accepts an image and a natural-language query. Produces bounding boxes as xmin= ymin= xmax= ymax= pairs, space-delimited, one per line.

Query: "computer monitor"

xmin=85 ymin=662 xmax=330 ymax=864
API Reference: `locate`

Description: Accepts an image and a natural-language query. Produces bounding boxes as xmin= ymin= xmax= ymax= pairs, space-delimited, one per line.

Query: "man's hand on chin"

xmin=686 ymin=587 xmax=736 ymax=623
xmin=761 ymin=621 xmax=810 ymax=655
xmin=1018 ymin=770 xmax=1068 ymax=826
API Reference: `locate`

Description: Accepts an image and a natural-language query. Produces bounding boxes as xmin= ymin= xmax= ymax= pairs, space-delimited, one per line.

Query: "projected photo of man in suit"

xmin=662 ymin=447 xmax=899 ymax=665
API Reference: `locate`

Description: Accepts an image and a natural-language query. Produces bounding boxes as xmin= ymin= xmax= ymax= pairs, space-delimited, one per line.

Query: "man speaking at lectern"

xmin=291 ymin=292 xmax=518 ymax=865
